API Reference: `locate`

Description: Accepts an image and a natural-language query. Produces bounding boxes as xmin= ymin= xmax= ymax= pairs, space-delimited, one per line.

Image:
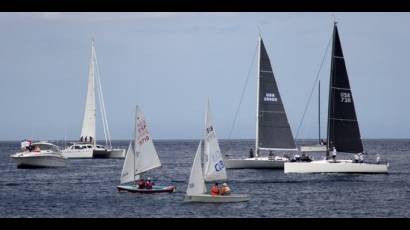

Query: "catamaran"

xmin=117 ymin=106 xmax=176 ymax=193
xmin=284 ymin=22 xmax=389 ymax=174
xmin=225 ymin=35 xmax=297 ymax=169
xmin=184 ymin=100 xmax=249 ymax=202
xmin=62 ymin=40 xmax=125 ymax=159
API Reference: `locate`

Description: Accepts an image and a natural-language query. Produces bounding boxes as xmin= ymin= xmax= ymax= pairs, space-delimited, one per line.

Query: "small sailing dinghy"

xmin=117 ymin=106 xmax=176 ymax=193
xmin=184 ymin=100 xmax=249 ymax=203
xmin=225 ymin=35 xmax=297 ymax=169
xmin=284 ymin=22 xmax=388 ymax=174
xmin=62 ymin=40 xmax=125 ymax=159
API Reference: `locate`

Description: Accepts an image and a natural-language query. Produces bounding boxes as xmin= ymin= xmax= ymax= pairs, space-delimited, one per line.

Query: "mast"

xmin=318 ymin=80 xmax=321 ymax=143
xmin=255 ymin=35 xmax=261 ymax=157
xmin=326 ymin=23 xmax=336 ymax=155
xmin=133 ymin=106 xmax=137 ymax=182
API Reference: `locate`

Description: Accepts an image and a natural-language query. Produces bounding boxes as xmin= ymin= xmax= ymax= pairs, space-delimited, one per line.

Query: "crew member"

xmin=210 ymin=183 xmax=220 ymax=196
xmin=220 ymin=183 xmax=231 ymax=195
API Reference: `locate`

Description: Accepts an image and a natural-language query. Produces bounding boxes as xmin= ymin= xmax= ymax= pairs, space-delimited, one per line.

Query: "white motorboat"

xmin=10 ymin=142 xmax=67 ymax=168
xmin=117 ymin=106 xmax=176 ymax=193
xmin=225 ymin=35 xmax=297 ymax=169
xmin=284 ymin=22 xmax=389 ymax=174
xmin=62 ymin=40 xmax=125 ymax=159
xmin=184 ymin=100 xmax=249 ymax=203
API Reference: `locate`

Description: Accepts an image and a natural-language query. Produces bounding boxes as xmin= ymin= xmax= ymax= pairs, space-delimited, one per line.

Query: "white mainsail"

xmin=134 ymin=105 xmax=161 ymax=175
xmin=120 ymin=141 xmax=139 ymax=184
xmin=186 ymin=141 xmax=207 ymax=196
xmin=80 ymin=40 xmax=96 ymax=144
xmin=203 ymin=99 xmax=227 ymax=182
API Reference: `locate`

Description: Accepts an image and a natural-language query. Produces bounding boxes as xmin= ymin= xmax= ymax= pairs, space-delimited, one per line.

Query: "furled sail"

xmin=257 ymin=37 xmax=296 ymax=151
xmin=80 ymin=41 xmax=96 ymax=144
xmin=327 ymin=24 xmax=363 ymax=153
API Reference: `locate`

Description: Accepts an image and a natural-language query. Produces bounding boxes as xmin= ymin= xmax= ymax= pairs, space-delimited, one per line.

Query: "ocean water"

xmin=0 ymin=139 xmax=409 ymax=218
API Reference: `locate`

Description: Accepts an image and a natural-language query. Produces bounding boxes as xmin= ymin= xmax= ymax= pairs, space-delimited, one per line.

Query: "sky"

xmin=0 ymin=12 xmax=409 ymax=141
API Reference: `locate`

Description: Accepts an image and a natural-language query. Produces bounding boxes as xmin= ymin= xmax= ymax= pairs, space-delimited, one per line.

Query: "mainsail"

xmin=326 ymin=24 xmax=363 ymax=153
xmin=186 ymin=141 xmax=207 ymax=196
xmin=256 ymin=37 xmax=296 ymax=151
xmin=80 ymin=40 xmax=96 ymax=144
xmin=203 ymin=100 xmax=227 ymax=182
xmin=134 ymin=106 xmax=161 ymax=174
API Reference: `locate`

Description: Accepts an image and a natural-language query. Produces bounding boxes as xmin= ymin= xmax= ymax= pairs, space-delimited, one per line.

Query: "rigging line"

xmin=94 ymin=48 xmax=112 ymax=148
xmin=227 ymin=42 xmax=259 ymax=139
xmin=294 ymin=34 xmax=333 ymax=140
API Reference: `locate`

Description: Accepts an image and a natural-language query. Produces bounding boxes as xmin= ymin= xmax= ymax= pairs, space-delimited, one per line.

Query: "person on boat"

xmin=376 ymin=153 xmax=381 ymax=164
xmin=332 ymin=147 xmax=337 ymax=162
xmin=359 ymin=153 xmax=364 ymax=163
xmin=145 ymin=178 xmax=154 ymax=189
xmin=249 ymin=148 xmax=254 ymax=158
xmin=89 ymin=136 xmax=93 ymax=143
xmin=220 ymin=183 xmax=231 ymax=196
xmin=80 ymin=136 xmax=84 ymax=142
xmin=268 ymin=151 xmax=274 ymax=159
xmin=136 ymin=179 xmax=146 ymax=189
xmin=294 ymin=153 xmax=300 ymax=162
xmin=354 ymin=153 xmax=359 ymax=163
xmin=300 ymin=153 xmax=311 ymax=162
xmin=320 ymin=139 xmax=325 ymax=146
xmin=210 ymin=183 xmax=220 ymax=196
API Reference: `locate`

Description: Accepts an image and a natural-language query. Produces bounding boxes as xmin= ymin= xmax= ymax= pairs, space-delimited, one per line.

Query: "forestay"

xmin=134 ymin=106 xmax=161 ymax=174
xmin=203 ymin=100 xmax=227 ymax=182
xmin=186 ymin=141 xmax=207 ymax=196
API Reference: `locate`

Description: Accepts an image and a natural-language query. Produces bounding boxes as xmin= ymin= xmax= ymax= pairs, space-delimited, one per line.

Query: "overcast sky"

xmin=0 ymin=12 xmax=409 ymax=141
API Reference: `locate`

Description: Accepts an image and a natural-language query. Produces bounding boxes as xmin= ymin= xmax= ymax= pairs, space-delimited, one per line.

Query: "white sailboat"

xmin=117 ymin=106 xmax=176 ymax=193
xmin=225 ymin=35 xmax=296 ymax=169
xmin=184 ymin=100 xmax=249 ymax=202
xmin=284 ymin=22 xmax=388 ymax=174
xmin=62 ymin=40 xmax=125 ymax=159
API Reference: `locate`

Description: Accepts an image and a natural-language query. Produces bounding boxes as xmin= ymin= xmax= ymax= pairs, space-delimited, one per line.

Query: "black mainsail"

xmin=326 ymin=23 xmax=363 ymax=153
xmin=256 ymin=37 xmax=296 ymax=153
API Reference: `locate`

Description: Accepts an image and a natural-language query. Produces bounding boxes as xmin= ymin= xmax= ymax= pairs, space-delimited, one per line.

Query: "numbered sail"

xmin=257 ymin=37 xmax=296 ymax=151
xmin=80 ymin=40 xmax=96 ymax=144
xmin=203 ymin=100 xmax=227 ymax=182
xmin=327 ymin=24 xmax=363 ymax=153
xmin=134 ymin=106 xmax=161 ymax=175
xmin=186 ymin=141 xmax=207 ymax=196
xmin=120 ymin=141 xmax=139 ymax=184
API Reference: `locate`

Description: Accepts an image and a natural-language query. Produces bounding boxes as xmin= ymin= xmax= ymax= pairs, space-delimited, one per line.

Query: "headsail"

xmin=256 ymin=37 xmax=296 ymax=151
xmin=203 ymin=99 xmax=227 ymax=182
xmin=120 ymin=140 xmax=140 ymax=184
xmin=326 ymin=24 xmax=363 ymax=153
xmin=80 ymin=40 xmax=96 ymax=144
xmin=186 ymin=141 xmax=207 ymax=196
xmin=134 ymin=105 xmax=161 ymax=175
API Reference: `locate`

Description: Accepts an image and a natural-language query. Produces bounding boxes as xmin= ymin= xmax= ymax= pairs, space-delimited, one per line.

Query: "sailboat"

xmin=62 ymin=40 xmax=125 ymax=159
xmin=284 ymin=22 xmax=389 ymax=174
xmin=225 ymin=35 xmax=297 ymax=169
xmin=117 ymin=106 xmax=176 ymax=193
xmin=184 ymin=100 xmax=249 ymax=202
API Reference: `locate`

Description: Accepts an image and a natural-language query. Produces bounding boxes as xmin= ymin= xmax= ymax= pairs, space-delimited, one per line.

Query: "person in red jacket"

xmin=136 ymin=179 xmax=145 ymax=189
xmin=210 ymin=183 xmax=220 ymax=196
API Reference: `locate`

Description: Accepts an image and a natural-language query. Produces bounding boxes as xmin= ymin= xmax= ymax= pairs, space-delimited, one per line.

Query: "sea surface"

xmin=0 ymin=139 xmax=409 ymax=218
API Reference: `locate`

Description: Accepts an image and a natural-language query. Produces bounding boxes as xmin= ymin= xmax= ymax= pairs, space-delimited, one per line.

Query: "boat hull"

xmin=11 ymin=155 xmax=67 ymax=168
xmin=184 ymin=194 xmax=250 ymax=203
xmin=225 ymin=156 xmax=288 ymax=169
xmin=117 ymin=185 xmax=176 ymax=193
xmin=93 ymin=149 xmax=125 ymax=159
xmin=284 ymin=160 xmax=389 ymax=174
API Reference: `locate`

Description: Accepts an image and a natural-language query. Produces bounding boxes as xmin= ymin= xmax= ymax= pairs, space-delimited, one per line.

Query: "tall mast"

xmin=326 ymin=22 xmax=337 ymax=156
xmin=255 ymin=35 xmax=261 ymax=157
xmin=133 ymin=106 xmax=137 ymax=182
xmin=318 ymin=80 xmax=321 ymax=143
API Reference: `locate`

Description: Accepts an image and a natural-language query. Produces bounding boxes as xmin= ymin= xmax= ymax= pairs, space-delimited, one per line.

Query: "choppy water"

xmin=0 ymin=139 xmax=409 ymax=217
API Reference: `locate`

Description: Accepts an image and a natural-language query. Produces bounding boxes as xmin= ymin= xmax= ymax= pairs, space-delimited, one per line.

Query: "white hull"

xmin=225 ymin=156 xmax=288 ymax=169
xmin=62 ymin=149 xmax=94 ymax=159
xmin=284 ymin=160 xmax=389 ymax=174
xmin=11 ymin=154 xmax=67 ymax=168
xmin=300 ymin=145 xmax=327 ymax=152
xmin=184 ymin=194 xmax=249 ymax=203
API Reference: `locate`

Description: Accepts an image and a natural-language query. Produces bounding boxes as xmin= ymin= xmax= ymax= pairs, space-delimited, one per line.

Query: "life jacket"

xmin=210 ymin=185 xmax=219 ymax=195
